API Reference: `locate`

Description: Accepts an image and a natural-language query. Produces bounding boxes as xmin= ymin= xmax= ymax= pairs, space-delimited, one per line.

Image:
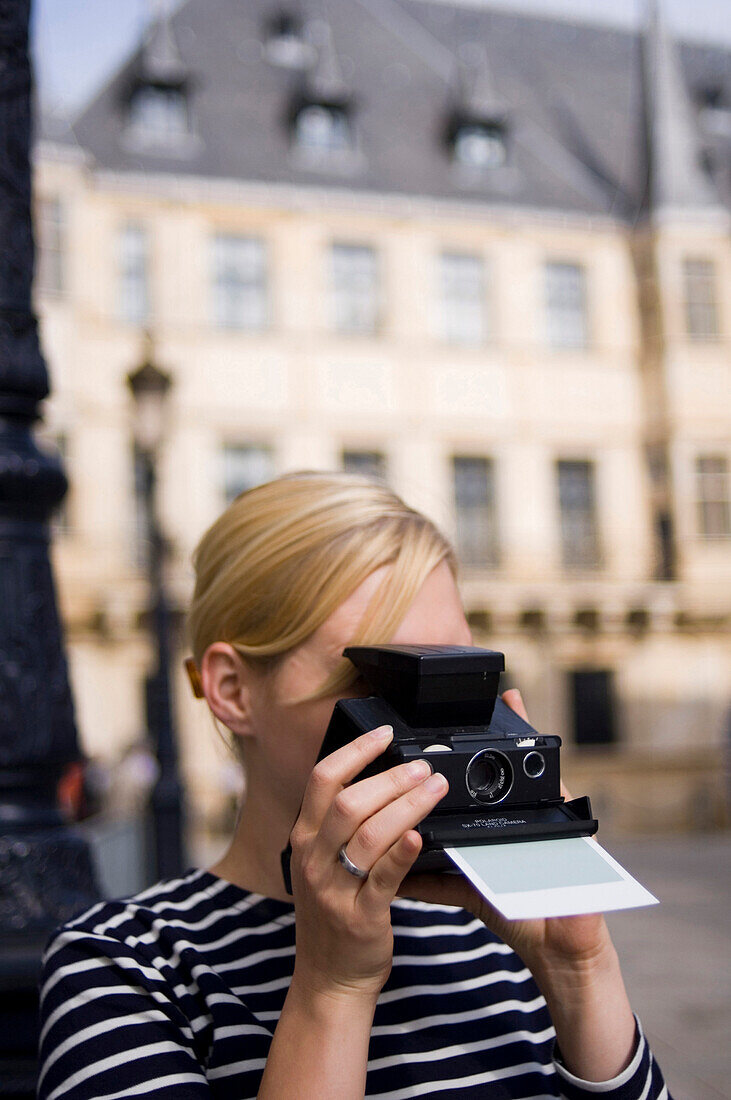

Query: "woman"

xmin=39 ymin=472 xmax=670 ymax=1099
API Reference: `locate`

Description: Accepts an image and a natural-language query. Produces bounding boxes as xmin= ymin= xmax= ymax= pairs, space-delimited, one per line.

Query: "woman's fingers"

xmin=297 ymin=725 xmax=394 ymax=832
xmin=317 ymin=756 xmax=434 ymax=852
xmin=501 ymin=688 xmax=529 ymax=722
xmin=340 ymin=771 xmax=448 ymax=875
xmin=358 ymin=831 xmax=423 ymax=913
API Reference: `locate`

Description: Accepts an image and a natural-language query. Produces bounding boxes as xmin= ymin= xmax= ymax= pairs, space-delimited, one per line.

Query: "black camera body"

xmin=281 ymin=644 xmax=597 ymax=890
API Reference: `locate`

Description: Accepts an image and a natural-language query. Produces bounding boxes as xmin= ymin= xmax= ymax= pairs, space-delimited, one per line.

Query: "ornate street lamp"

xmin=0 ymin=3 xmax=98 ymax=1094
xmin=126 ymin=336 xmax=172 ymax=453
xmin=126 ymin=339 xmax=186 ymax=881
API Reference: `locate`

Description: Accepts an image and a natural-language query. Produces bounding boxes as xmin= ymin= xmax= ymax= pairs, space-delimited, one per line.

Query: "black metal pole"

xmin=0 ymin=2 xmax=98 ymax=1094
xmin=139 ymin=445 xmax=185 ymax=880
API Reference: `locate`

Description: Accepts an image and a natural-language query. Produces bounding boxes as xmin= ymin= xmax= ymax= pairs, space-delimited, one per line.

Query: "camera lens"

xmin=466 ymin=749 xmax=513 ymax=805
xmin=470 ymin=756 xmax=497 ymax=791
xmin=522 ymin=750 xmax=545 ymax=779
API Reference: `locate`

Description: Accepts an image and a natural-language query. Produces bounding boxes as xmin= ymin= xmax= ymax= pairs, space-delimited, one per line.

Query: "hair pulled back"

xmin=187 ymin=471 xmax=456 ymax=700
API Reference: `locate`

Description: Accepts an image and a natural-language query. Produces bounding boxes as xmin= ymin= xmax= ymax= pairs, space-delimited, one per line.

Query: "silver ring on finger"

xmin=337 ymin=844 xmax=369 ymax=880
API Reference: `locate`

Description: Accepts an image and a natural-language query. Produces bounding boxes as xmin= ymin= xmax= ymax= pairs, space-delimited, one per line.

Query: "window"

xmin=452 ymin=456 xmax=499 ymax=568
xmin=683 ymin=258 xmax=719 ymax=341
xmin=698 ymin=85 xmax=731 ymax=141
xmin=696 ymin=455 xmax=730 ymax=537
xmin=265 ymin=13 xmax=314 ymax=69
xmin=330 ymin=244 xmax=379 ymax=335
xmin=294 ymin=104 xmax=351 ymax=153
xmin=35 ymin=197 xmax=64 ymax=297
xmin=545 ymin=262 xmax=588 ymax=349
xmin=222 ymin=444 xmax=274 ymax=505
xmin=342 ymin=450 xmax=387 ymax=482
xmin=439 ymin=252 xmax=488 ymax=344
xmin=128 ymin=85 xmax=188 ymax=146
xmin=557 ymin=460 xmax=600 ymax=568
xmin=699 ymin=83 xmax=725 ymax=110
xmin=118 ymin=223 xmax=149 ymax=323
xmin=453 ymin=124 xmax=506 ymax=170
xmin=212 ymin=235 xmax=268 ymax=330
xmin=570 ymin=670 xmax=617 ymax=747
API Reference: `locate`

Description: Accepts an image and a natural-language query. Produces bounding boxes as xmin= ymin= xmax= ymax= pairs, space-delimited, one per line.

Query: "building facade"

xmin=34 ymin=0 xmax=731 ymax=840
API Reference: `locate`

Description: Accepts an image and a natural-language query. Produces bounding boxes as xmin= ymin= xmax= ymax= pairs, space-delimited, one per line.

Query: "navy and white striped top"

xmin=39 ymin=868 xmax=669 ymax=1099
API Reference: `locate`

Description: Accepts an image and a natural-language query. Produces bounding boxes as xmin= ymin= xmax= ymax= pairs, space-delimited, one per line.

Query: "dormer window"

xmin=698 ymin=83 xmax=731 ymax=137
xmin=124 ymin=13 xmax=193 ymax=155
xmin=128 ymin=83 xmax=188 ymax=146
xmin=265 ymin=12 xmax=315 ymax=69
xmin=699 ymin=83 xmax=725 ymax=110
xmin=453 ymin=122 xmax=507 ymax=170
xmin=288 ymin=20 xmax=356 ymax=171
xmin=294 ymin=103 xmax=351 ymax=154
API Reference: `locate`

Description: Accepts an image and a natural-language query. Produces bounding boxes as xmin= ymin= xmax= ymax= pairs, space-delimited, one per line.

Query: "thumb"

xmin=501 ymin=688 xmax=529 ymax=722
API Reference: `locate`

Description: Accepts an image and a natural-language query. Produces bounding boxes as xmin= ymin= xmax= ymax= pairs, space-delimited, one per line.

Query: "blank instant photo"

xmin=445 ymin=836 xmax=658 ymax=920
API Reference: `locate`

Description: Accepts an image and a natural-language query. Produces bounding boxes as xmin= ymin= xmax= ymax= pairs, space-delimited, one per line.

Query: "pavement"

xmin=604 ymin=833 xmax=731 ymax=1100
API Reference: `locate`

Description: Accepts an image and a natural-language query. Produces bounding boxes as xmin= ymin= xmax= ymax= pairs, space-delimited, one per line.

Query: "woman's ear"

xmin=200 ymin=643 xmax=256 ymax=738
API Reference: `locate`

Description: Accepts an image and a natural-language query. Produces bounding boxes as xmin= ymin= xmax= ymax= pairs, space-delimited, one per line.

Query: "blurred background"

xmin=31 ymin=0 xmax=731 ymax=853
xmin=3 ymin=0 xmax=730 ymax=1094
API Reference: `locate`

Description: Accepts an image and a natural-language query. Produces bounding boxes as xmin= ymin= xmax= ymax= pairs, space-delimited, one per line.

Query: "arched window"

xmin=128 ymin=84 xmax=188 ymax=146
xmin=453 ymin=123 xmax=506 ymax=170
xmin=294 ymin=104 xmax=351 ymax=153
xmin=265 ymin=12 xmax=314 ymax=69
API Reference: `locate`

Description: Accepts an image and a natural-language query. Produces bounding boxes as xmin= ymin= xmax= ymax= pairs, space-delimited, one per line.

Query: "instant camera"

xmin=282 ymin=644 xmax=597 ymax=889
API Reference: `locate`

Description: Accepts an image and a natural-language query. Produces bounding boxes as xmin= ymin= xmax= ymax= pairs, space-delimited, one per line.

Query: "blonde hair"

xmin=187 ymin=471 xmax=456 ymax=701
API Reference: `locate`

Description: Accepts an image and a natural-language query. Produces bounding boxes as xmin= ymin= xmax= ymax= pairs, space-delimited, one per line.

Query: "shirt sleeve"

xmin=38 ymin=927 xmax=211 ymax=1100
xmin=553 ymin=1017 xmax=672 ymax=1100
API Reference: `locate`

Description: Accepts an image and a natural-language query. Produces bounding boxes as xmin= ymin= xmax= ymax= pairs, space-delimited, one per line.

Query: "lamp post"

xmin=126 ymin=341 xmax=186 ymax=881
xmin=0 ymin=3 xmax=99 ymax=1094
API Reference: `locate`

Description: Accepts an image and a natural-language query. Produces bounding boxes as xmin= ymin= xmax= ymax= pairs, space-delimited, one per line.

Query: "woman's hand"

xmin=396 ymin=690 xmax=607 ymax=969
xmin=398 ymin=689 xmax=638 ymax=1082
xmin=263 ymin=725 xmax=448 ymax=1099
xmin=288 ymin=723 xmax=448 ymax=1005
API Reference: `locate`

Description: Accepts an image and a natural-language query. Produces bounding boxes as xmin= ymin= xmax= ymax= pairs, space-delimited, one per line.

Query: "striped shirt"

xmin=39 ymin=868 xmax=670 ymax=1099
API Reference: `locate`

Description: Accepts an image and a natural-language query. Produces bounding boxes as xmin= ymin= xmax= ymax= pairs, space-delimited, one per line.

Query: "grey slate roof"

xmin=59 ymin=0 xmax=731 ymax=221
xmin=138 ymin=9 xmax=189 ymax=86
xmin=644 ymin=2 xmax=725 ymax=213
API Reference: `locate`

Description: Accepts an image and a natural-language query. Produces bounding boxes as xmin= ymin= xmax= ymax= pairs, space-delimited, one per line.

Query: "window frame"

xmin=329 ymin=242 xmax=380 ymax=336
xmin=682 ymin=257 xmax=720 ymax=342
xmin=451 ymin=454 xmax=500 ymax=569
xmin=695 ymin=454 xmax=731 ymax=538
xmin=544 ymin=260 xmax=589 ymax=350
xmin=438 ymin=251 xmax=489 ymax=345
xmin=35 ymin=195 xmax=65 ymax=298
xmin=211 ymin=233 xmax=269 ymax=331
xmin=117 ymin=221 xmax=150 ymax=324
xmin=452 ymin=122 xmax=507 ymax=170
xmin=556 ymin=458 xmax=602 ymax=570
xmin=294 ymin=103 xmax=352 ymax=154
xmin=221 ymin=442 xmax=275 ymax=507
xmin=341 ymin=449 xmax=388 ymax=483
xmin=127 ymin=83 xmax=190 ymax=147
